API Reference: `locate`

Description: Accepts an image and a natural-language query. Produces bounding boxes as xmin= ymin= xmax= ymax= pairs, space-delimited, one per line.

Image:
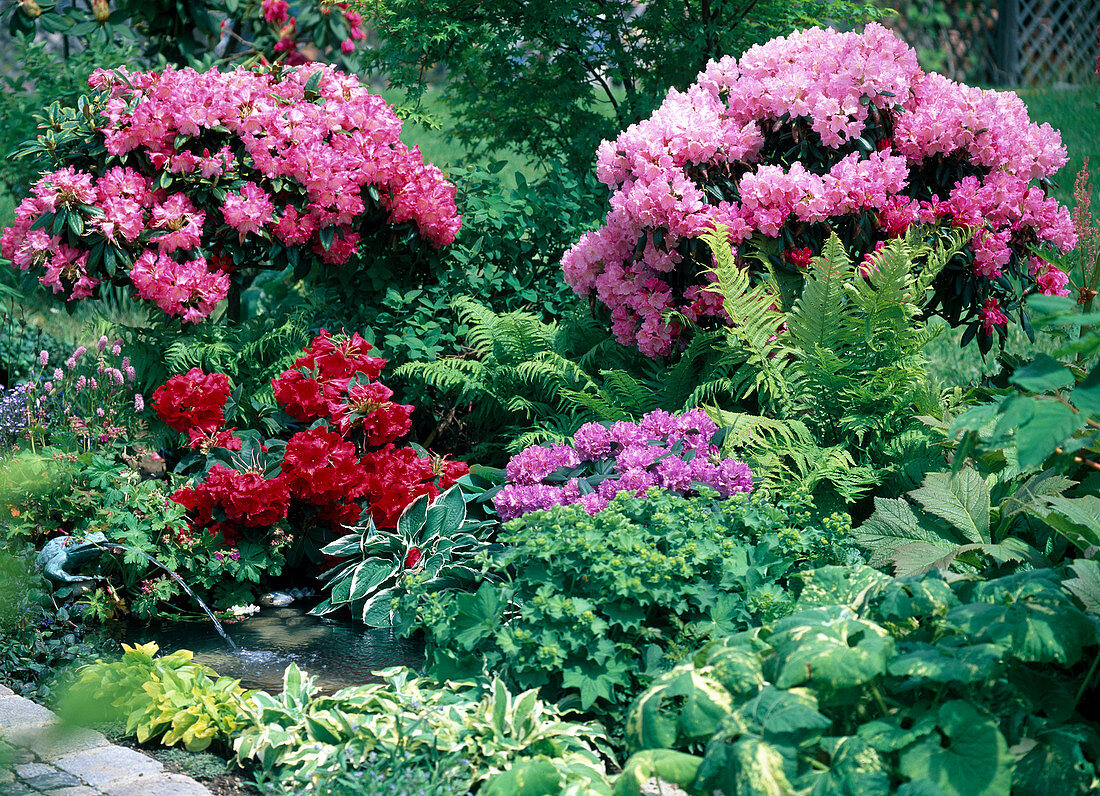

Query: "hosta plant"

xmin=612 ymin=565 xmax=1100 ymax=796
xmin=234 ymin=663 xmax=610 ymax=795
xmin=311 ymin=485 xmax=499 ymax=626
xmin=62 ymin=642 xmax=251 ymax=752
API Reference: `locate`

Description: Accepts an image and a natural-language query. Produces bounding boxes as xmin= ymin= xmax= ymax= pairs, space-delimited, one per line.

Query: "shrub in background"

xmin=1 ymin=63 xmax=460 ymax=321
xmin=563 ymin=23 xmax=1075 ymax=356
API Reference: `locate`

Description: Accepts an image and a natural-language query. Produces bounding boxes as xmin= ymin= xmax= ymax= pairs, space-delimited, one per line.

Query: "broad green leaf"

xmin=696 ymin=736 xmax=794 ymax=796
xmin=767 ymin=607 xmax=894 ymax=690
xmin=1032 ymin=495 xmax=1100 ymax=550
xmin=1014 ymin=401 xmax=1084 ymax=471
xmin=946 ymin=596 xmax=1094 ymax=666
xmin=1063 ymin=559 xmax=1100 ymax=614
xmin=453 ymin=583 xmax=505 ymax=649
xmin=1013 ymin=725 xmax=1100 ymax=796
xmin=395 ymin=492 xmax=430 ymax=540
xmin=349 ymin=560 xmax=393 ymax=603
xmin=1010 ymin=353 xmax=1075 ymax=393
xmin=873 ymin=573 xmax=957 ymax=622
xmin=736 ymin=686 xmax=831 ymax=748
xmin=852 ymin=498 xmax=951 ymax=570
xmin=794 ymin=565 xmax=890 ymax=611
xmin=483 ymin=758 xmax=560 ymax=795
xmin=810 ymin=736 xmax=890 ymax=795
xmin=613 ymin=750 xmax=702 ymax=796
xmin=765 ymin=611 xmax=893 ymax=690
xmin=702 ymin=641 xmax=766 ymax=698
xmin=898 ymin=701 xmax=1012 ymax=796
xmin=626 ymin=664 xmax=732 ymax=750
xmin=858 ymin=712 xmax=938 ymax=753
xmin=910 ymin=469 xmax=989 ymax=544
xmin=1068 ymin=363 xmax=1100 ymax=415
xmin=887 ymin=641 xmax=1001 ymax=684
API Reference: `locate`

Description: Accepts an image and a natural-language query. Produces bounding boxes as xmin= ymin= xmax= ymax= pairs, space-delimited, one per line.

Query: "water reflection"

xmin=125 ymin=607 xmax=424 ymax=693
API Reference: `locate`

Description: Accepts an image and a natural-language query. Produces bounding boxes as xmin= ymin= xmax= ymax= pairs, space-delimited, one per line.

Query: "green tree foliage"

xmin=360 ymin=0 xmax=882 ymax=173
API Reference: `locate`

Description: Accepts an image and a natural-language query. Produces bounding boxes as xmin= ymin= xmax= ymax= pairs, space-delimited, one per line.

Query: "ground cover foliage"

xmin=1 ymin=3 xmax=1100 ymax=794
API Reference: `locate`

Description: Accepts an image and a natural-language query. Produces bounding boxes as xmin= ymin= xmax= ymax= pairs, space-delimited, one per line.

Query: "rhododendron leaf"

xmin=303 ymin=70 xmax=323 ymax=97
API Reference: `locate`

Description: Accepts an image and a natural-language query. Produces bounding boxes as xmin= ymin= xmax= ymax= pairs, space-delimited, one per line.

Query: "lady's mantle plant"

xmin=1 ymin=63 xmax=461 ymax=321
xmin=563 ymin=23 xmax=1076 ymax=356
xmin=157 ymin=330 xmax=468 ymax=557
xmin=493 ymin=407 xmax=752 ymax=519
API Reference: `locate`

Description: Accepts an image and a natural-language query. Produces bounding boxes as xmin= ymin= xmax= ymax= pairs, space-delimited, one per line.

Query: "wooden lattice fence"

xmin=1007 ymin=0 xmax=1100 ymax=85
xmin=888 ymin=0 xmax=1100 ymax=86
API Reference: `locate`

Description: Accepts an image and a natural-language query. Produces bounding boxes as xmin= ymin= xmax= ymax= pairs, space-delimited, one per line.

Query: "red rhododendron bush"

xmin=562 ymin=23 xmax=1076 ymax=356
xmin=153 ymin=330 xmax=468 ymax=563
xmin=0 ymin=63 xmax=461 ymax=322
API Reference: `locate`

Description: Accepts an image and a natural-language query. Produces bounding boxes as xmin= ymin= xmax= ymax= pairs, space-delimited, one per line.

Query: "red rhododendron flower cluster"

xmin=157 ymin=331 xmax=469 ymax=551
xmin=0 ymin=64 xmax=461 ymax=320
xmin=151 ymin=368 xmax=231 ymax=435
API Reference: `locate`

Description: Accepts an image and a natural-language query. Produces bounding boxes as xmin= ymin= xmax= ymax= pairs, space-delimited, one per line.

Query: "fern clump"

xmin=702 ymin=225 xmax=966 ymax=511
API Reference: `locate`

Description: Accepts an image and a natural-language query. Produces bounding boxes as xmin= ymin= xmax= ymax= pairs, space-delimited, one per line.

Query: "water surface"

xmin=126 ymin=607 xmax=424 ymax=693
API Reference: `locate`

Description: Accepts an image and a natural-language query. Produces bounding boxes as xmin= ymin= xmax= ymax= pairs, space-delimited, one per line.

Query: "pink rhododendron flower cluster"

xmin=563 ymin=23 xmax=1075 ymax=356
xmin=493 ymin=408 xmax=752 ymax=520
xmin=1 ymin=64 xmax=461 ymax=321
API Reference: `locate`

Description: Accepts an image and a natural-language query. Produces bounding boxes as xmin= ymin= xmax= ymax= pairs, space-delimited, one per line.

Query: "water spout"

xmin=101 ymin=543 xmax=238 ymax=652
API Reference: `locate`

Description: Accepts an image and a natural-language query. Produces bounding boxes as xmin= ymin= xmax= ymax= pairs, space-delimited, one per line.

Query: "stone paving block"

xmin=104 ymin=772 xmax=213 ymax=796
xmin=45 ymin=788 xmax=98 ymax=796
xmin=53 ymin=745 xmax=164 ymax=789
xmin=4 ymin=781 xmax=36 ymax=794
xmin=0 ymin=685 xmax=14 ymax=696
xmin=22 ymin=725 xmax=110 ymax=762
xmin=0 ymin=696 xmax=59 ymax=734
xmin=24 ymin=767 xmax=84 ymax=790
xmin=15 ymin=761 xmax=54 ymax=779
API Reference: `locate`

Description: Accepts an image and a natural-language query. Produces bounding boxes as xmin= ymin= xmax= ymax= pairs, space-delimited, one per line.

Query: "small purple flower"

xmin=72 ymin=346 xmax=87 ymax=360
xmin=134 ymin=394 xmax=145 ymax=412
xmin=96 ymin=408 xmax=105 ymax=417
xmin=43 ymin=381 xmax=53 ymax=392
xmin=96 ymin=336 xmax=108 ymax=352
xmin=495 ymin=407 xmax=753 ymax=520
xmin=111 ymin=341 xmax=122 ymax=356
xmin=52 ymin=368 xmax=62 ymax=381
xmin=38 ymin=351 xmax=49 ymax=366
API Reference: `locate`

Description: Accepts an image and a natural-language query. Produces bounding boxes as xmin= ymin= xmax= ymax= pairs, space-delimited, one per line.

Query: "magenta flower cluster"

xmin=562 ymin=23 xmax=1076 ymax=356
xmin=1 ymin=64 xmax=461 ymax=322
xmin=493 ymin=408 xmax=753 ymax=520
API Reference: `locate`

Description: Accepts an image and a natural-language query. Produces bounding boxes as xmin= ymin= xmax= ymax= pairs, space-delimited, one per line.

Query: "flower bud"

xmin=18 ymin=0 xmax=42 ymax=20
xmin=92 ymin=0 xmax=109 ymax=22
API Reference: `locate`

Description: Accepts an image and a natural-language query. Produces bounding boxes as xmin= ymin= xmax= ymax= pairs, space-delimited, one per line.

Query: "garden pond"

xmin=123 ymin=607 xmax=425 ymax=693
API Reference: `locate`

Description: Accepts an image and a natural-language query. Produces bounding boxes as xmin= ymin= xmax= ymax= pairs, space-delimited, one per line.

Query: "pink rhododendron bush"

xmin=0 ymin=63 xmax=461 ymax=322
xmin=562 ymin=23 xmax=1076 ymax=357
